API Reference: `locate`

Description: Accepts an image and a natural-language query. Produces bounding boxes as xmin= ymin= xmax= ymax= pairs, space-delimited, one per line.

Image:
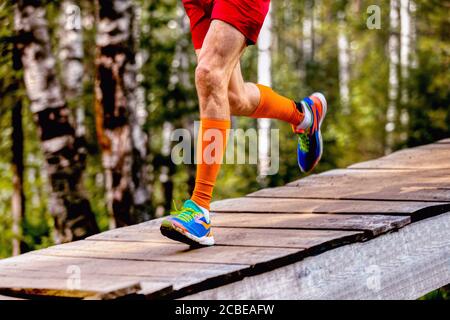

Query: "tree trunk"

xmin=386 ymin=0 xmax=401 ymax=153
xmin=94 ymin=0 xmax=150 ymax=228
xmin=11 ymin=39 xmax=25 ymax=256
xmin=160 ymin=121 xmax=175 ymax=213
xmin=302 ymin=0 xmax=315 ymax=64
xmin=12 ymin=99 xmax=25 ymax=256
xmin=58 ymin=0 xmax=86 ymax=138
xmin=128 ymin=4 xmax=151 ymax=222
xmin=257 ymin=3 xmax=272 ymax=185
xmin=399 ymin=0 xmax=412 ymax=141
xmin=337 ymin=10 xmax=351 ymax=114
xmin=14 ymin=0 xmax=99 ymax=243
xmin=11 ymin=44 xmax=25 ymax=255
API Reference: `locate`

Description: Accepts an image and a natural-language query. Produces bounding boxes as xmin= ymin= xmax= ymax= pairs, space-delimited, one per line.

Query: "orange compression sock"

xmin=251 ymin=84 xmax=304 ymax=126
xmin=191 ymin=118 xmax=231 ymax=210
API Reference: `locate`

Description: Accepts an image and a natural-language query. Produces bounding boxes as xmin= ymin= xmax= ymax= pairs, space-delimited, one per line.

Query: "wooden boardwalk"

xmin=0 ymin=139 xmax=449 ymax=299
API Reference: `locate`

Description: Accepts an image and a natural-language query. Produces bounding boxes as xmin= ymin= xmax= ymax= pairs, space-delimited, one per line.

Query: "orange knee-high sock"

xmin=251 ymin=84 xmax=304 ymax=126
xmin=191 ymin=118 xmax=230 ymax=210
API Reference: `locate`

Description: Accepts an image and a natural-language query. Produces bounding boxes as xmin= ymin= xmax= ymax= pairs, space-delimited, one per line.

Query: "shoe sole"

xmin=160 ymin=221 xmax=215 ymax=247
xmin=303 ymin=93 xmax=328 ymax=173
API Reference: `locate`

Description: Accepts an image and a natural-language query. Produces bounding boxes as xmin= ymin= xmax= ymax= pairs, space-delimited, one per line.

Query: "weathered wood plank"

xmin=88 ymin=226 xmax=364 ymax=250
xmin=20 ymin=243 xmax=309 ymax=297
xmin=248 ymin=168 xmax=450 ymax=204
xmin=0 ymin=254 xmax=245 ymax=294
xmin=212 ymin=197 xmax=450 ymax=220
xmin=249 ymin=186 xmax=450 ymax=204
xmin=349 ymin=144 xmax=450 ymax=169
xmin=0 ymin=274 xmax=142 ymax=299
xmin=0 ymin=278 xmax=170 ymax=300
xmin=248 ymin=169 xmax=450 ymax=208
xmin=29 ymin=241 xmax=304 ymax=274
xmin=184 ymin=212 xmax=450 ymax=300
xmin=437 ymin=138 xmax=450 ymax=144
xmin=211 ymin=213 xmax=410 ymax=237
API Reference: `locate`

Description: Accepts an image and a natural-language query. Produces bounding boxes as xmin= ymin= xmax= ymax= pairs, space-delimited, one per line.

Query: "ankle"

xmin=296 ymin=101 xmax=313 ymax=130
xmin=191 ymin=199 xmax=210 ymax=222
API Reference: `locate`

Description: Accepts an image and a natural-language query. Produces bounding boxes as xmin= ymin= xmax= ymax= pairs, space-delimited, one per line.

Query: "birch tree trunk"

xmin=14 ymin=0 xmax=99 ymax=243
xmin=337 ymin=10 xmax=351 ymax=115
xmin=127 ymin=4 xmax=151 ymax=222
xmin=399 ymin=0 xmax=412 ymax=141
xmin=58 ymin=0 xmax=85 ymax=138
xmin=257 ymin=3 xmax=272 ymax=184
xmin=95 ymin=0 xmax=150 ymax=228
xmin=302 ymin=0 xmax=315 ymax=64
xmin=386 ymin=0 xmax=401 ymax=153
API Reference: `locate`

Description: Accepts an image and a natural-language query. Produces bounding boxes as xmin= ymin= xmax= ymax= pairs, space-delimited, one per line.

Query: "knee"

xmin=195 ymin=62 xmax=226 ymax=95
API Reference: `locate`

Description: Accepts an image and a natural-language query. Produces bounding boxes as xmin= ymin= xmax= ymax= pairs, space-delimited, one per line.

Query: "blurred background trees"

xmin=0 ymin=0 xmax=448 ymax=258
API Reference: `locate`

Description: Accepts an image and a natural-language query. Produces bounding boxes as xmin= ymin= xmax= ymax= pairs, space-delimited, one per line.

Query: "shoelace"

xmin=298 ymin=132 xmax=310 ymax=152
xmin=170 ymin=201 xmax=200 ymax=223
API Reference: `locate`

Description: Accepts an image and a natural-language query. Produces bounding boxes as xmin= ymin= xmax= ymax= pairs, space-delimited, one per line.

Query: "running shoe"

xmin=294 ymin=93 xmax=328 ymax=173
xmin=160 ymin=199 xmax=214 ymax=246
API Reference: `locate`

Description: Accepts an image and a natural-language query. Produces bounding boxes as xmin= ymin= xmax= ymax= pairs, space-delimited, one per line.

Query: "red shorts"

xmin=182 ymin=0 xmax=270 ymax=49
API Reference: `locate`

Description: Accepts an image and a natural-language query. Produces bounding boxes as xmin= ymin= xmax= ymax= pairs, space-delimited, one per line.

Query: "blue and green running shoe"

xmin=294 ymin=93 xmax=328 ymax=173
xmin=160 ymin=199 xmax=214 ymax=246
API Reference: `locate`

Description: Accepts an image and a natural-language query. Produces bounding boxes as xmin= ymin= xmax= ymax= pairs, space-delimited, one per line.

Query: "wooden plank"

xmin=0 ymin=254 xmax=246 ymax=299
xmin=0 ymin=254 xmax=245 ymax=284
xmin=250 ymin=187 xmax=450 ymax=205
xmin=184 ymin=212 xmax=450 ymax=300
xmin=88 ymin=226 xmax=364 ymax=250
xmin=0 ymin=266 xmax=172 ymax=300
xmin=248 ymin=168 xmax=450 ymax=204
xmin=0 ymin=273 xmax=142 ymax=299
xmin=437 ymin=138 xmax=450 ymax=144
xmin=349 ymin=144 xmax=450 ymax=169
xmin=212 ymin=197 xmax=450 ymax=220
xmin=137 ymin=282 xmax=174 ymax=299
xmin=211 ymin=213 xmax=410 ymax=237
xmin=21 ymin=243 xmax=309 ymax=297
xmin=28 ymin=241 xmax=304 ymax=275
xmin=0 ymin=223 xmax=363 ymax=299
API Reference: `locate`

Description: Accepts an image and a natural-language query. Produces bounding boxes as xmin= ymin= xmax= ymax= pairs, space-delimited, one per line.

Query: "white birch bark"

xmin=257 ymin=3 xmax=272 ymax=182
xmin=95 ymin=0 xmax=151 ymax=227
xmin=58 ymin=0 xmax=85 ymax=138
xmin=337 ymin=11 xmax=351 ymax=114
xmin=302 ymin=0 xmax=314 ymax=63
xmin=127 ymin=3 xmax=151 ymax=221
xmin=14 ymin=0 xmax=99 ymax=243
xmin=386 ymin=0 xmax=400 ymax=153
xmin=399 ymin=0 xmax=412 ymax=141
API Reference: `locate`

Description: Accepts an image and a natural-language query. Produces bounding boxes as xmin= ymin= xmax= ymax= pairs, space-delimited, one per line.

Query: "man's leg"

xmin=227 ymin=62 xmax=312 ymax=130
xmin=188 ymin=20 xmax=246 ymax=212
xmin=227 ymin=60 xmax=328 ymax=174
xmin=160 ymin=20 xmax=247 ymax=247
